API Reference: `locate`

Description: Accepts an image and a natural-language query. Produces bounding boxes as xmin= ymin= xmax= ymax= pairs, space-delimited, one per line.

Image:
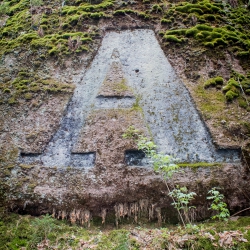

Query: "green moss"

xmin=0 ymin=2 xmax=10 ymax=16
xmin=152 ymin=4 xmax=162 ymax=13
xmin=137 ymin=12 xmax=151 ymax=19
xmin=203 ymin=14 xmax=216 ymax=21
xmin=238 ymin=98 xmax=248 ymax=108
xmin=3 ymin=88 xmax=11 ymax=93
xmin=162 ymin=4 xmax=250 ymax=51
xmin=219 ymin=73 xmax=250 ymax=104
xmin=204 ymin=76 xmax=224 ymax=88
xmin=0 ymin=2 xmax=94 ymax=58
xmin=132 ymin=96 xmax=143 ymax=112
xmin=1 ymin=72 xmax=75 ymax=103
xmin=163 ymin=35 xmax=184 ymax=43
xmin=48 ymin=47 xmax=60 ymax=56
xmin=90 ymin=12 xmax=104 ymax=19
xmin=237 ymin=51 xmax=250 ymax=56
xmin=112 ymin=80 xmax=131 ymax=94
xmin=24 ymin=93 xmax=32 ymax=100
xmin=195 ymin=83 xmax=226 ymax=118
xmin=178 ymin=162 xmax=222 ymax=168
xmin=8 ymin=97 xmax=16 ymax=104
xmin=166 ymin=29 xmax=186 ymax=36
xmin=161 ymin=18 xmax=172 ymax=24
xmin=225 ymin=90 xmax=239 ymax=101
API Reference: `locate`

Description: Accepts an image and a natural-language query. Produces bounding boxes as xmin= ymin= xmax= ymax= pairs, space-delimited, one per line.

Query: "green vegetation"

xmin=207 ymin=187 xmax=230 ymax=221
xmin=30 ymin=0 xmax=43 ymax=7
xmin=161 ymin=0 xmax=250 ymax=57
xmin=123 ymin=126 xmax=229 ymax=228
xmin=0 ymin=69 xmax=74 ymax=104
xmin=202 ymin=71 xmax=250 ymax=109
xmin=178 ymin=162 xmax=222 ymax=168
xmin=0 ymin=213 xmax=90 ymax=250
xmin=1 ymin=0 xmax=250 ymax=247
xmin=223 ymin=71 xmax=250 ymax=105
xmin=163 ymin=23 xmax=250 ymax=49
xmin=0 ymin=0 xmax=249 ymax=62
xmin=164 ymin=34 xmax=184 ymax=43
xmin=0 ymin=212 xmax=250 ymax=249
xmin=195 ymin=84 xmax=227 ymax=122
xmin=169 ymin=186 xmax=197 ymax=224
xmin=0 ymin=2 xmax=9 ymax=16
xmin=113 ymin=79 xmax=131 ymax=94
xmin=0 ymin=0 xmax=101 ymax=58
xmin=204 ymin=76 xmax=224 ymax=88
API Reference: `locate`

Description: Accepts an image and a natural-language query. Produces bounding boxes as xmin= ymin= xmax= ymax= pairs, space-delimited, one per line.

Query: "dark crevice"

xmin=125 ymin=150 xmax=147 ymax=166
xmin=96 ymin=95 xmax=135 ymax=99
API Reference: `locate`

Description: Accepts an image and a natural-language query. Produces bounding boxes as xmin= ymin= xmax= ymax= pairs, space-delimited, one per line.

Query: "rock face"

xmin=1 ymin=30 xmax=249 ymax=223
xmin=21 ymin=29 xmax=240 ymax=166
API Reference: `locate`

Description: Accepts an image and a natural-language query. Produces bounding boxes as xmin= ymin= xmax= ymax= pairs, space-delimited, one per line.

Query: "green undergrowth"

xmin=160 ymin=0 xmax=250 ymax=56
xmin=0 ymin=212 xmax=250 ymax=249
xmin=2 ymin=0 xmax=250 ymax=59
xmin=0 ymin=69 xmax=74 ymax=104
xmin=30 ymin=32 xmax=92 ymax=56
xmin=203 ymin=71 xmax=250 ymax=110
xmin=0 ymin=0 xmax=98 ymax=57
xmin=195 ymin=83 xmax=226 ymax=119
xmin=0 ymin=0 xmax=157 ymax=57
xmin=162 ymin=23 xmax=250 ymax=51
xmin=62 ymin=0 xmax=114 ymax=14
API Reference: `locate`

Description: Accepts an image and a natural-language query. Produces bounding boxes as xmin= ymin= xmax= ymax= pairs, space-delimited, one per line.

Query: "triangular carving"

xmin=97 ymin=61 xmax=134 ymax=97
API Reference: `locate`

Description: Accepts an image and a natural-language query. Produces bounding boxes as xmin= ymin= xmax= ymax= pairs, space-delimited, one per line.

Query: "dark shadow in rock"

xmin=125 ymin=150 xmax=150 ymax=166
xmin=19 ymin=153 xmax=42 ymax=164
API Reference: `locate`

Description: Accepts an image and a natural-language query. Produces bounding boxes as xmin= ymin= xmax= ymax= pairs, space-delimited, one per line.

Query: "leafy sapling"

xmin=169 ymin=185 xmax=197 ymax=224
xmin=207 ymin=187 xmax=230 ymax=221
xmin=123 ymin=126 xmax=189 ymax=226
xmin=123 ymin=126 xmax=179 ymax=176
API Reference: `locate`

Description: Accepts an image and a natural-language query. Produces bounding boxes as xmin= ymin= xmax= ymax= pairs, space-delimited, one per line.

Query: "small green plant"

xmin=122 ymin=125 xmax=140 ymax=140
xmin=123 ymin=126 xmax=179 ymax=179
xmin=169 ymin=186 xmax=197 ymax=224
xmin=123 ymin=126 xmax=190 ymax=226
xmin=207 ymin=187 xmax=230 ymax=220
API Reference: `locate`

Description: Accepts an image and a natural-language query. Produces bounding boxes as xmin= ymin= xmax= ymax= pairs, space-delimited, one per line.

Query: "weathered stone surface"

xmin=97 ymin=60 xmax=134 ymax=97
xmin=1 ymin=30 xmax=248 ymax=222
xmin=0 ymin=94 xmax=71 ymax=154
xmin=5 ymin=162 xmax=250 ymax=223
xmin=73 ymin=109 xmax=149 ymax=166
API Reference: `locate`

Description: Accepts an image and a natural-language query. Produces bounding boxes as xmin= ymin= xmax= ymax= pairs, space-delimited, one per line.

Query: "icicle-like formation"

xmin=101 ymin=208 xmax=107 ymax=225
xmin=52 ymin=200 xmax=161 ymax=227
xmin=114 ymin=199 xmax=161 ymax=226
xmin=52 ymin=208 xmax=91 ymax=227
